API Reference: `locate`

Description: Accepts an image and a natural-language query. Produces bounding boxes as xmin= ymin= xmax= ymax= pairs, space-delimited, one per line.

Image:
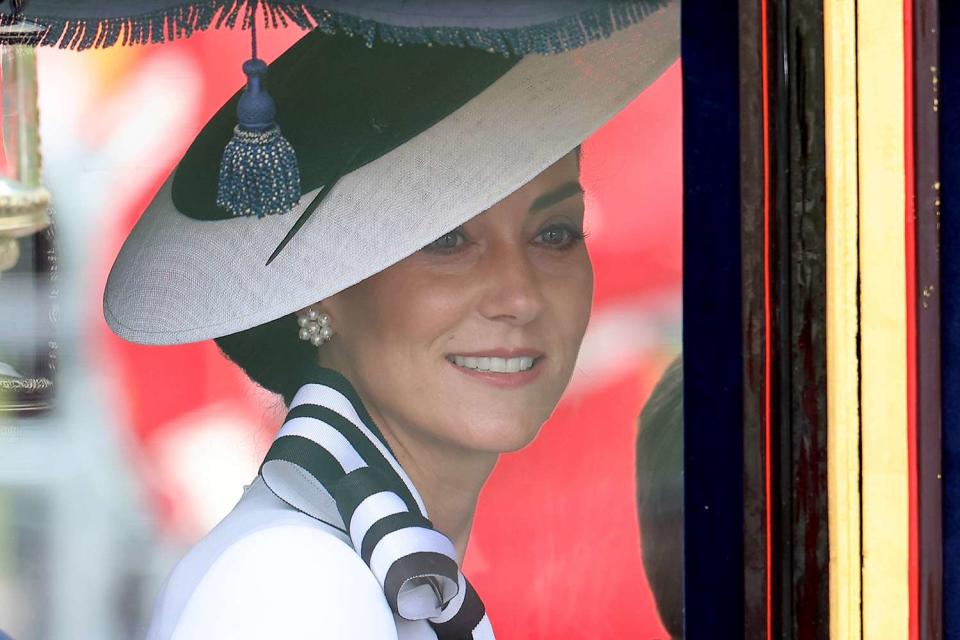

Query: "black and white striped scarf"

xmin=259 ymin=366 xmax=494 ymax=640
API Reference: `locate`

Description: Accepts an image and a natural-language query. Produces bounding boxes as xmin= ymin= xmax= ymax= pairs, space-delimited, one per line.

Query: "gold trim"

xmin=0 ymin=378 xmax=53 ymax=391
xmin=857 ymin=1 xmax=910 ymax=636
xmin=0 ymin=186 xmax=51 ymax=236
xmin=824 ymin=1 xmax=863 ymax=637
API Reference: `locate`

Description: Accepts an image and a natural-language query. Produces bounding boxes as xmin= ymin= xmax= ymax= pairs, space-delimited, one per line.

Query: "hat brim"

xmin=103 ymin=2 xmax=679 ymax=345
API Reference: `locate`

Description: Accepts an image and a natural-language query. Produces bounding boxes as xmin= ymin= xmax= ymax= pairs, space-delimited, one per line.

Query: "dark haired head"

xmin=214 ymin=314 xmax=316 ymax=406
xmin=635 ymin=355 xmax=683 ymax=639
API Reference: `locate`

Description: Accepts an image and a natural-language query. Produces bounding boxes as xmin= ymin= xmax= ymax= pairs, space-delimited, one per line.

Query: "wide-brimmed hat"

xmin=102 ymin=1 xmax=679 ymax=345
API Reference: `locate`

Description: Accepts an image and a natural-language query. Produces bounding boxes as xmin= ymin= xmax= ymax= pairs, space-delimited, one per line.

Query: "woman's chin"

xmin=441 ymin=410 xmax=549 ymax=455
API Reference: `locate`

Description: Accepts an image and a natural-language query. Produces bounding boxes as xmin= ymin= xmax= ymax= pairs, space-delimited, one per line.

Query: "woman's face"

xmin=316 ymin=152 xmax=592 ymax=454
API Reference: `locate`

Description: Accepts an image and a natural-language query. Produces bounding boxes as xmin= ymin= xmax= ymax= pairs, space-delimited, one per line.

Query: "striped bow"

xmin=259 ymin=367 xmax=494 ymax=640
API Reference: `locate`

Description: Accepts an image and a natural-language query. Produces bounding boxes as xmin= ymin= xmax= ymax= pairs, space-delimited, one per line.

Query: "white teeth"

xmin=450 ymin=355 xmax=536 ymax=373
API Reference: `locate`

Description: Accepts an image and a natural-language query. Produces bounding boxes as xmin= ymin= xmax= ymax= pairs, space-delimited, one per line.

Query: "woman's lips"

xmin=445 ymin=351 xmax=545 ymax=388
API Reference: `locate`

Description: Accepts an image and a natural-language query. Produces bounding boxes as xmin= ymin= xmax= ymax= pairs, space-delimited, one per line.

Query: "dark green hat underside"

xmin=172 ymin=29 xmax=521 ymax=221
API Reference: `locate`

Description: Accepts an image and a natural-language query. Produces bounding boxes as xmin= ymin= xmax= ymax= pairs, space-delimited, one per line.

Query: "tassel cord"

xmin=216 ymin=0 xmax=301 ymax=220
xmin=250 ymin=0 xmax=258 ymax=59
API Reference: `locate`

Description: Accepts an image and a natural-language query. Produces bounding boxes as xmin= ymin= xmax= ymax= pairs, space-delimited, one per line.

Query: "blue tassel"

xmin=216 ymin=57 xmax=301 ymax=218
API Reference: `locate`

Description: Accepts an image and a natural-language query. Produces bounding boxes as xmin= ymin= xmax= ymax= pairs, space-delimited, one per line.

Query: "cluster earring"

xmin=298 ymin=308 xmax=333 ymax=347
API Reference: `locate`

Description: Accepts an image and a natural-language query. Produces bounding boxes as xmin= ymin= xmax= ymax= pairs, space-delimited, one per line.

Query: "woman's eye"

xmin=424 ymin=229 xmax=466 ymax=253
xmin=535 ymin=225 xmax=584 ymax=248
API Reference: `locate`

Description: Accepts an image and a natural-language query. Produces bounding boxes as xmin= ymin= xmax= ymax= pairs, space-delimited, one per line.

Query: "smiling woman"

xmin=212 ymin=152 xmax=592 ymax=604
xmin=100 ymin=4 xmax=680 ymax=639
xmin=314 ymin=151 xmax=591 ymax=450
xmin=299 ymin=151 xmax=591 ymax=559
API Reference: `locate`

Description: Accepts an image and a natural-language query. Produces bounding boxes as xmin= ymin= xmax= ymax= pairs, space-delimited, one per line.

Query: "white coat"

xmin=145 ymin=477 xmax=439 ymax=640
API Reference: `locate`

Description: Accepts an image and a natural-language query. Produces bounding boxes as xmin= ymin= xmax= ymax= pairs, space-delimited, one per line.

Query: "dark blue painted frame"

xmin=940 ymin=4 xmax=960 ymax=637
xmin=681 ymin=2 xmax=745 ymax=637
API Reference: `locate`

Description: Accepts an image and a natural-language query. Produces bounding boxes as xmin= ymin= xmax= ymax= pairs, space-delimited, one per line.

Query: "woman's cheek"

xmin=550 ymin=255 xmax=593 ymax=318
xmin=410 ymin=274 xmax=477 ymax=323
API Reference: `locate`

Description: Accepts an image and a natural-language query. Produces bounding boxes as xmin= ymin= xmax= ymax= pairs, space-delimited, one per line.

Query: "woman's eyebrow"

xmin=528 ymin=181 xmax=584 ymax=213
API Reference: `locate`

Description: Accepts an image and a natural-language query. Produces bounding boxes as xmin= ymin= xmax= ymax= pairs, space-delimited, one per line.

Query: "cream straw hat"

xmin=103 ymin=1 xmax=678 ymax=345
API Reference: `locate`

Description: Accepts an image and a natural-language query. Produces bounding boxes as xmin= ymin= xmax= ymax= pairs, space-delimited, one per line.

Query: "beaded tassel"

xmin=216 ymin=11 xmax=300 ymax=218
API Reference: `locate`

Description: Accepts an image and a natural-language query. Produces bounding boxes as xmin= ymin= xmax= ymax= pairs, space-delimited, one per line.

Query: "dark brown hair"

xmin=635 ymin=355 xmax=684 ymax=639
xmin=214 ymin=314 xmax=315 ymax=406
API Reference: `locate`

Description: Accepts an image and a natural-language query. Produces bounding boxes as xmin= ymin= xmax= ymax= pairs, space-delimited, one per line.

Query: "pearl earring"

xmin=297 ymin=307 xmax=333 ymax=347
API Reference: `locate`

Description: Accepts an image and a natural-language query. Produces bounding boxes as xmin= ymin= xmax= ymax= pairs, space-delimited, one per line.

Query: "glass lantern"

xmin=0 ymin=18 xmax=49 ymax=272
xmin=0 ymin=18 xmax=56 ymax=414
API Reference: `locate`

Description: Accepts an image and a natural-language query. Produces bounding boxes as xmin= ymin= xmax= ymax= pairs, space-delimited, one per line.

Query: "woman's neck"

xmin=313 ymin=362 xmax=498 ymax=560
xmin=388 ymin=435 xmax=497 ymax=561
xmin=382 ymin=423 xmax=497 ymax=561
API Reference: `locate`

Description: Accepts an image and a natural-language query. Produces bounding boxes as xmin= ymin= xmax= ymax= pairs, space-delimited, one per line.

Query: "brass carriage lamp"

xmin=0 ymin=16 xmax=49 ymax=273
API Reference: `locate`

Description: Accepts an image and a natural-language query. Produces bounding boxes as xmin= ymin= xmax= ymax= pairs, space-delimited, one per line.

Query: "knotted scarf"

xmin=259 ymin=366 xmax=494 ymax=639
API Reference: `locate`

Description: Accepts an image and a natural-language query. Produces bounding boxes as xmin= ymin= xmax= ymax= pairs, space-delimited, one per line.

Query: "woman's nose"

xmin=476 ymin=243 xmax=544 ymax=325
